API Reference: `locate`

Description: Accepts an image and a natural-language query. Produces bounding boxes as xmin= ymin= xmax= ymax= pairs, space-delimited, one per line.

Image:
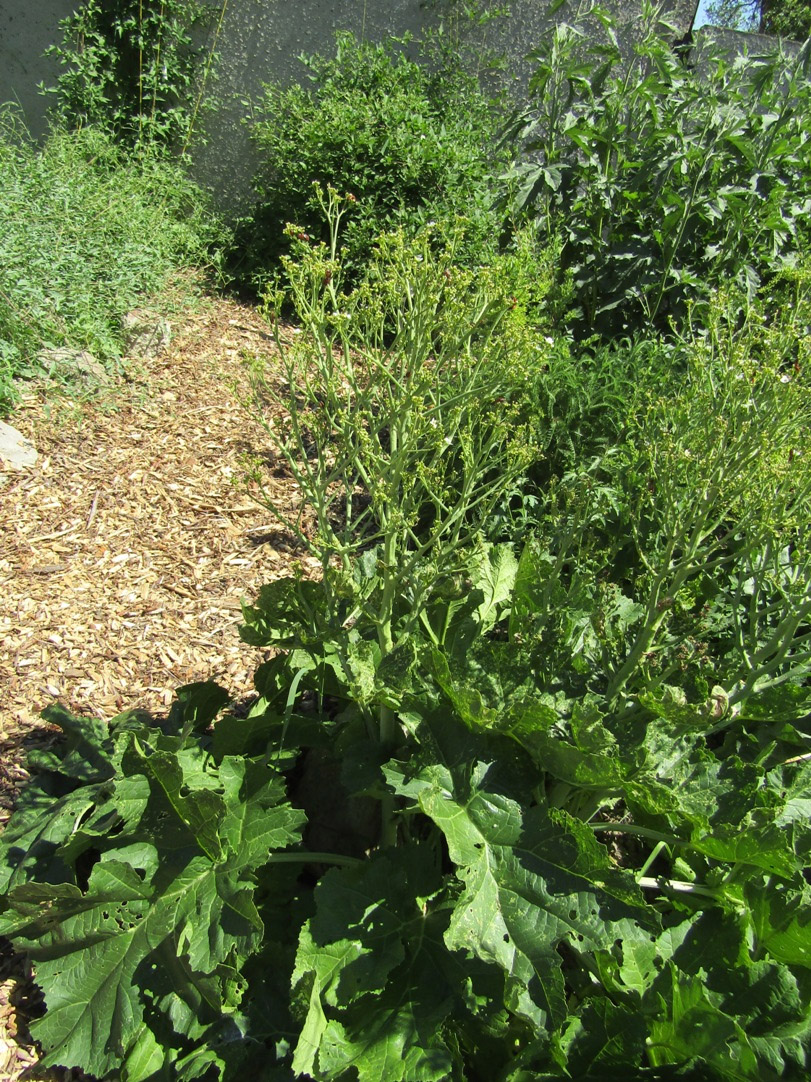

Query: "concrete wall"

xmin=1 ymin=0 xmax=80 ymax=137
xmin=190 ymin=0 xmax=432 ymax=212
xmin=692 ymin=22 xmax=806 ymax=63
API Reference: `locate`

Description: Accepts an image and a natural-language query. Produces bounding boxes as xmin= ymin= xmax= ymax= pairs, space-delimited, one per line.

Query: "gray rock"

xmin=0 ymin=420 xmax=37 ymax=470
xmin=121 ymin=309 xmax=171 ymax=358
xmin=37 ymin=348 xmax=111 ymax=387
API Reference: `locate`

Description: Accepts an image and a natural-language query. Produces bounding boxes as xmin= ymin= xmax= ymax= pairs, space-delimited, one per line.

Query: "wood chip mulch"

xmin=0 ymin=292 xmax=314 ymax=1080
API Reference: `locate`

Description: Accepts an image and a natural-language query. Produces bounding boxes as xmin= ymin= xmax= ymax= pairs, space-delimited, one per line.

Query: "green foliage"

xmin=760 ymin=0 xmax=811 ymax=37
xmin=3 ymin=542 xmax=811 ymax=1077
xmin=3 ymin=213 xmax=811 ymax=1079
xmin=0 ymin=693 xmax=307 ymax=1079
xmin=3 ymin=18 xmax=811 ymax=1074
xmin=504 ymin=3 xmax=811 ymax=338
xmin=520 ymin=272 xmax=811 ymax=712
xmin=232 ymin=32 xmax=510 ymax=292
xmin=243 ymin=189 xmax=555 ymax=853
xmin=0 ymin=112 xmax=225 ymax=414
xmin=245 ymin=188 xmax=554 ymax=670
xmin=42 ymin=0 xmax=221 ymax=153
xmin=704 ymin=0 xmax=811 ymax=38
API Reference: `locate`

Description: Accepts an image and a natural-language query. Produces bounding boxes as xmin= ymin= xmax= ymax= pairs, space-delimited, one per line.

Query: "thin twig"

xmin=86 ymin=491 xmax=100 ymax=530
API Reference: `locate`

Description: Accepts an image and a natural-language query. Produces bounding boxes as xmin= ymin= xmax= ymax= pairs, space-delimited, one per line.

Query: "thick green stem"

xmin=605 ymin=581 xmax=674 ymax=702
xmin=637 ymin=840 xmax=671 ymax=881
xmin=638 ymin=876 xmax=723 ymax=901
xmin=590 ymin=823 xmax=679 ymax=845
xmin=376 ymin=511 xmax=400 ymax=849
xmin=265 ymin=851 xmax=363 ymax=868
xmin=378 ymin=704 xmax=399 ymax=849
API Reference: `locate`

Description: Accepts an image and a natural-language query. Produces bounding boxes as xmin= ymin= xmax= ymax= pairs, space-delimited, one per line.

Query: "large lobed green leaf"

xmin=392 ymin=757 xmax=655 ymax=1028
xmin=290 ymin=847 xmax=461 ymax=1081
xmin=0 ymin=698 xmax=306 ymax=1080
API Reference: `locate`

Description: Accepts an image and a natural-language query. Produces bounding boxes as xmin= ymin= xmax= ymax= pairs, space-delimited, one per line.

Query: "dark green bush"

xmin=231 ymin=32 xmax=511 ymax=292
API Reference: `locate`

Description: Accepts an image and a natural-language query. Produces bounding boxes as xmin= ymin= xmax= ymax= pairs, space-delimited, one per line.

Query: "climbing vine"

xmin=42 ymin=0 xmax=226 ymax=154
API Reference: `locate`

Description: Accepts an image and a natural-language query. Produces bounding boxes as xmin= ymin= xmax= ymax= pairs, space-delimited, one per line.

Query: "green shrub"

xmin=0 ymin=113 xmax=226 ymax=414
xmin=231 ymin=32 xmax=511 ymax=292
xmin=505 ymin=4 xmax=811 ymax=339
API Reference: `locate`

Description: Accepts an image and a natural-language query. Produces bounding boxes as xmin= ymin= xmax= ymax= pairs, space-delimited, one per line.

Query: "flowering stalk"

xmin=248 ymin=186 xmax=536 ymax=845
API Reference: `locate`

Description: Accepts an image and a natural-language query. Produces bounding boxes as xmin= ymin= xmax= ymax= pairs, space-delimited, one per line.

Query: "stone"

xmin=36 ymin=348 xmax=111 ymax=387
xmin=0 ymin=420 xmax=37 ymax=470
xmin=121 ymin=309 xmax=171 ymax=358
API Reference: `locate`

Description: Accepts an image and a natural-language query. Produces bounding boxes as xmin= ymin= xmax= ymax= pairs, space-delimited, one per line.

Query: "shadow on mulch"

xmin=246 ymin=527 xmax=304 ymax=552
xmin=0 ymin=726 xmax=60 ymax=823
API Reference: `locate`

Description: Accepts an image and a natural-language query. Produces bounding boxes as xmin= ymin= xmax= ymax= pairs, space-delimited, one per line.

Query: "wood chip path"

xmin=0 ymin=292 xmax=310 ymax=1079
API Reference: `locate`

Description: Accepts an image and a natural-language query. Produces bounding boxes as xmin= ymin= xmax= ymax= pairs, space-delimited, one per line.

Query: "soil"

xmin=0 ymin=290 xmax=309 ymax=1079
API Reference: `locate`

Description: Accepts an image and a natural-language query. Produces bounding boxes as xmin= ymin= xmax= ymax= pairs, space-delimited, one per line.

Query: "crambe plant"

xmin=243 ymin=185 xmax=544 ymax=842
xmin=507 ymin=284 xmax=811 ymax=725
xmin=605 ymin=328 xmax=811 ymax=708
